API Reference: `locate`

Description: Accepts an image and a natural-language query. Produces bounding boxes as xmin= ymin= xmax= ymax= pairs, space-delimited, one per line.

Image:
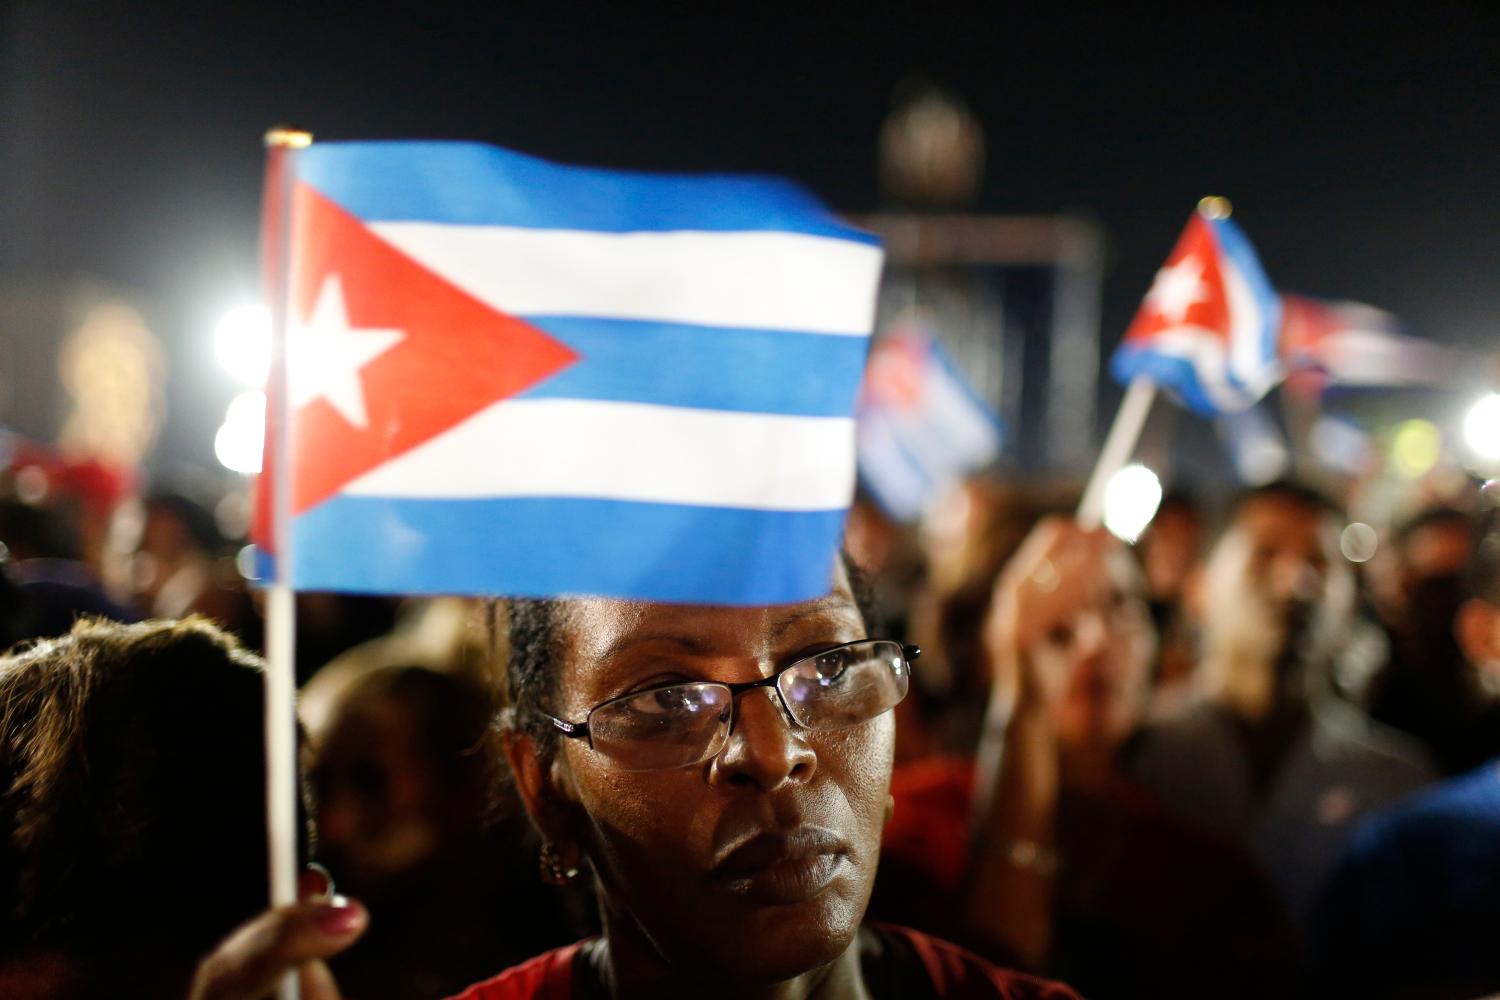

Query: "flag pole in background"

xmin=262 ymin=125 xmax=311 ymax=1000
xmin=1076 ymin=376 xmax=1156 ymax=529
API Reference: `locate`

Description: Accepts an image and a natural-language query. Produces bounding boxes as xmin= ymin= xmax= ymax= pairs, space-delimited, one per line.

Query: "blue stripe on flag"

xmin=516 ymin=318 xmax=870 ymax=417
xmin=298 ymin=142 xmax=877 ymax=243
xmin=291 ymin=496 xmax=847 ymax=605
xmin=925 ymin=340 xmax=1008 ymax=444
xmin=1208 ymin=217 xmax=1282 ymax=388
xmin=1111 ymin=345 xmax=1223 ymax=417
xmin=856 ymin=414 xmax=936 ymax=523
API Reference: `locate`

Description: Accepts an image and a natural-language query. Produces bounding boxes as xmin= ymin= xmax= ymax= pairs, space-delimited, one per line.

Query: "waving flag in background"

xmin=1110 ymin=204 xmax=1282 ymax=415
xmin=1279 ymin=293 xmax=1469 ymax=398
xmin=255 ymin=141 xmax=884 ymax=604
xmin=855 ymin=320 xmax=1004 ymax=522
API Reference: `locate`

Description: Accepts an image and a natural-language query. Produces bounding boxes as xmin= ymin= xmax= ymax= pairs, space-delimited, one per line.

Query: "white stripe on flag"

xmin=1316 ymin=330 xmax=1467 ymax=386
xmin=1223 ymin=263 xmax=1279 ymax=399
xmin=1150 ymin=327 xmax=1257 ymax=413
xmin=340 ymin=398 xmax=856 ymax=511
xmin=369 ymin=224 xmax=884 ymax=336
xmin=903 ymin=363 xmax=1002 ymax=472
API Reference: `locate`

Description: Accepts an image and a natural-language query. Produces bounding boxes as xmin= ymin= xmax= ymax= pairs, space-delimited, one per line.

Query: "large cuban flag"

xmin=256 ymin=141 xmax=884 ymax=604
xmin=1110 ymin=207 xmax=1282 ymax=415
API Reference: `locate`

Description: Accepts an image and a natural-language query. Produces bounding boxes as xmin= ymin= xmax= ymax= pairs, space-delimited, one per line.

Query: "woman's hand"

xmin=186 ymin=895 xmax=366 ymax=1000
xmin=984 ymin=517 xmax=1113 ymax=717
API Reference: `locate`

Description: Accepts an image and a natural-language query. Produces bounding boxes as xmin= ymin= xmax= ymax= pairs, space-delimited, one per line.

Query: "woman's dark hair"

xmin=0 ymin=618 xmax=273 ymax=968
xmin=502 ymin=555 xmax=879 ymax=758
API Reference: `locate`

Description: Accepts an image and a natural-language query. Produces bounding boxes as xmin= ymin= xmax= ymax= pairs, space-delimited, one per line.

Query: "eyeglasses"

xmin=543 ymin=639 xmax=918 ymax=772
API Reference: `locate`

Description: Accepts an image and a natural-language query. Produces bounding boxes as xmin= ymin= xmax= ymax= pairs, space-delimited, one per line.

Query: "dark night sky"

xmin=2 ymin=3 xmax=1497 ymax=472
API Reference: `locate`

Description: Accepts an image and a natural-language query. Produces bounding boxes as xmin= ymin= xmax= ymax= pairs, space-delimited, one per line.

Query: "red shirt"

xmin=447 ymin=925 xmax=1079 ymax=999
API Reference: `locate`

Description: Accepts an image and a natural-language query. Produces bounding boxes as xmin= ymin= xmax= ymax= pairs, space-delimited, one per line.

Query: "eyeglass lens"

xmin=584 ymin=640 xmax=909 ymax=771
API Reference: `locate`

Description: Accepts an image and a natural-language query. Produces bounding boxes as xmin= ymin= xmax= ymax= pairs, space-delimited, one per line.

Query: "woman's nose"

xmin=709 ymin=686 xmax=817 ymax=791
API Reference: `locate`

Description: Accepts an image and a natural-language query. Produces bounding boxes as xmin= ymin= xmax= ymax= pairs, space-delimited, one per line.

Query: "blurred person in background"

xmin=874 ymin=517 xmax=1298 ymax=998
xmin=1315 ymin=491 xmax=1500 ymax=999
xmin=1128 ymin=481 xmax=1436 ymax=938
xmin=126 ymin=492 xmax=259 ymax=643
xmin=1363 ymin=504 xmax=1500 ymax=774
xmin=303 ymin=661 xmax=581 ymax=999
xmin=0 ymin=617 xmax=366 ymax=999
xmin=1134 ymin=489 xmax=1204 ymax=704
xmin=897 ymin=482 xmax=1062 ymax=762
xmin=0 ymin=497 xmax=135 ymax=640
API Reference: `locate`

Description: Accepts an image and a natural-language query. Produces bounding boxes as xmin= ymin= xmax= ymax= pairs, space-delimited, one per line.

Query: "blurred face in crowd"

xmin=508 ymin=572 xmax=896 ymax=985
xmin=1403 ymin=518 xmax=1472 ymax=584
xmin=1202 ymin=493 xmax=1352 ymax=668
xmin=312 ymin=695 xmax=444 ymax=887
xmin=1043 ymin=551 xmax=1157 ymax=753
xmin=1140 ymin=502 xmax=1202 ymax=604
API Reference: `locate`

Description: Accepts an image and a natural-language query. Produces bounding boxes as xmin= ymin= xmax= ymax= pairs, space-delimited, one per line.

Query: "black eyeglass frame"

xmin=542 ymin=639 xmax=920 ymax=747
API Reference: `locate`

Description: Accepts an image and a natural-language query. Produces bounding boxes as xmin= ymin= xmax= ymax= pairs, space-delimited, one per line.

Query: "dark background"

xmin=2 ymin=3 xmax=1496 ymax=475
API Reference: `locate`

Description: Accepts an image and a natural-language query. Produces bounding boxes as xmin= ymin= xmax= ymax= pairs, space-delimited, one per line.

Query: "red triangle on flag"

xmin=1122 ymin=214 xmax=1231 ymax=347
xmin=259 ymin=183 xmax=579 ymax=530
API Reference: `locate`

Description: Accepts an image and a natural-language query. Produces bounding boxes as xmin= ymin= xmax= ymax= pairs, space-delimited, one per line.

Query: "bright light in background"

xmin=1390 ymin=419 xmax=1442 ymax=479
xmin=213 ymin=304 xmax=272 ymax=387
xmin=214 ymin=390 xmax=266 ymax=474
xmin=1340 ymin=522 xmax=1379 ymax=563
xmin=1464 ymin=393 xmax=1500 ymax=463
xmin=236 ymin=544 xmax=260 ymax=581
xmin=1103 ymin=463 xmax=1162 ymax=543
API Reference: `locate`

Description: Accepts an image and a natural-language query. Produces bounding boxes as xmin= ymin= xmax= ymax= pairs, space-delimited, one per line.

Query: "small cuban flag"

xmin=855 ymin=319 xmax=1004 ymax=523
xmin=254 ymin=141 xmax=884 ymax=605
xmin=1279 ymin=293 xmax=1468 ymax=398
xmin=1110 ymin=200 xmax=1282 ymax=415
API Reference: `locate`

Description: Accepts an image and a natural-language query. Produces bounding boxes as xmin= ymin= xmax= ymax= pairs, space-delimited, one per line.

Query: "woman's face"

xmin=525 ymin=578 xmax=893 ymax=983
xmin=1046 ymin=554 xmax=1156 ymax=752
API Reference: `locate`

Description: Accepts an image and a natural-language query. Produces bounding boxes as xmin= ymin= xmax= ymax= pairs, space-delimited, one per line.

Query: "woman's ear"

xmin=501 ymin=728 xmax=582 ymax=849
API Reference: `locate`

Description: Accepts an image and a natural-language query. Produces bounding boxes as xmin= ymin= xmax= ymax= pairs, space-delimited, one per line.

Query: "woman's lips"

xmin=711 ymin=828 xmax=849 ymax=904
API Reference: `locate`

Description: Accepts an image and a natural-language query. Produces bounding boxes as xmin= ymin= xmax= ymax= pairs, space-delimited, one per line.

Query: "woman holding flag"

xmin=184 ymin=137 xmax=1086 ymax=998
xmin=187 ymin=560 xmax=1080 ymax=999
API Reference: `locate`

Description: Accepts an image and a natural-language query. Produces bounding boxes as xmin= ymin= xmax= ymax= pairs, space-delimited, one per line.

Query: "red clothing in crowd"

xmin=447 ymin=924 xmax=1079 ymax=999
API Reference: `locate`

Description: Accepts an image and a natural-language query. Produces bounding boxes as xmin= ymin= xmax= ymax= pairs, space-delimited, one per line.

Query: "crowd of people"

xmin=1 ymin=453 xmax=1498 ymax=998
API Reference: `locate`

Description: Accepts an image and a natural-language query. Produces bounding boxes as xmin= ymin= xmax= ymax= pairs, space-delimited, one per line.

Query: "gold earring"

xmin=538 ymin=842 xmax=581 ymax=886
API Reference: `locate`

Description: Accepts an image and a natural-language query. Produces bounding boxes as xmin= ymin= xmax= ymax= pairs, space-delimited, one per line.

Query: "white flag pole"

xmin=1075 ymin=376 xmax=1157 ymax=529
xmin=263 ymin=125 xmax=312 ymax=1000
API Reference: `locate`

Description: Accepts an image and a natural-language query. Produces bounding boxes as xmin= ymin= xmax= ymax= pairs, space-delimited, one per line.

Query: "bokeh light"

xmin=1103 ymin=463 xmax=1162 ymax=544
xmin=1390 ymin=419 xmax=1442 ymax=478
xmin=1339 ymin=522 xmax=1379 ymax=563
xmin=1463 ymin=393 xmax=1500 ymax=463
xmin=214 ymin=390 xmax=266 ymax=474
xmin=235 ymin=544 xmax=261 ymax=581
xmin=213 ymin=304 xmax=272 ymax=387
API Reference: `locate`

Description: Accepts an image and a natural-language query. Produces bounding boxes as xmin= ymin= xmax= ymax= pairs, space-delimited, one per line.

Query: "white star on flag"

xmin=288 ymin=275 xmax=405 ymax=428
xmin=1145 ymin=256 xmax=1210 ymax=323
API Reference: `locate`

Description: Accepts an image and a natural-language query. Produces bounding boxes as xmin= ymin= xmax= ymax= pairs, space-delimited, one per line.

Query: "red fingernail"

xmin=313 ymin=896 xmax=365 ymax=937
xmin=299 ymin=863 xmax=334 ymax=901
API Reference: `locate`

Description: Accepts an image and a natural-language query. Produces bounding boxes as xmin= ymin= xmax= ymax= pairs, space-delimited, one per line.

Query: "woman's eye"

xmin=652 ymin=687 xmax=691 ymax=710
xmin=814 ymin=652 xmax=849 ymax=682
